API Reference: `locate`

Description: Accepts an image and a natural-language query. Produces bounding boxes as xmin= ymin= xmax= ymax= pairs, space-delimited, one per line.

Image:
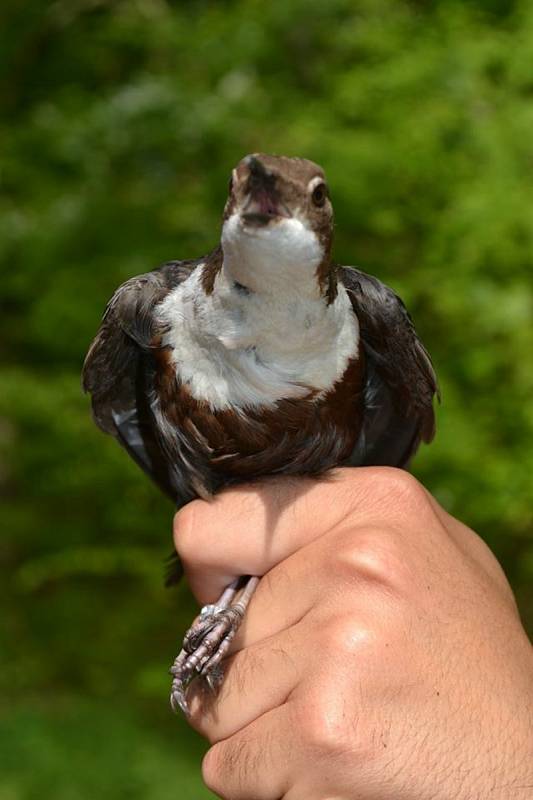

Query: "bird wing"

xmin=82 ymin=259 xmax=200 ymax=506
xmin=340 ymin=266 xmax=438 ymax=468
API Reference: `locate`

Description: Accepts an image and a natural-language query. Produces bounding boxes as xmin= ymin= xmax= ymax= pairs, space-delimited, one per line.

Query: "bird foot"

xmin=169 ymin=603 xmax=244 ymax=715
xmin=169 ymin=575 xmax=259 ymax=715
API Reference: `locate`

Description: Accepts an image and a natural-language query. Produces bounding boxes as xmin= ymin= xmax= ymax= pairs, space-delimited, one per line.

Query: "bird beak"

xmin=242 ymin=157 xmax=291 ymax=227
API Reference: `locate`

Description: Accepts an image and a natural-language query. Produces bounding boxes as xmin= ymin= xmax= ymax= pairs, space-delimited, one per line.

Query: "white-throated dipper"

xmin=83 ymin=153 xmax=438 ymax=714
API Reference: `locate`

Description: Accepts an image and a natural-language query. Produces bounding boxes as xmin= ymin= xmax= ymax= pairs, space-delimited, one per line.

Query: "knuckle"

xmin=321 ymin=614 xmax=375 ymax=659
xmin=294 ymin=681 xmax=384 ymax=768
xmin=360 ymin=466 xmax=430 ymax=513
xmin=334 ymin=528 xmax=410 ymax=592
xmin=296 ymin=687 xmax=354 ymax=757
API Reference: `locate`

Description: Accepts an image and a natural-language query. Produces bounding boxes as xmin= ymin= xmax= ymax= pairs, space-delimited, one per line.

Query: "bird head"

xmin=221 ymin=154 xmax=334 ymax=297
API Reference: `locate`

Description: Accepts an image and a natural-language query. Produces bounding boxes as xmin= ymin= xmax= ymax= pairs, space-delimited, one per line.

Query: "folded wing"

xmin=82 ymin=260 xmax=199 ymax=505
xmin=340 ymin=266 xmax=438 ymax=468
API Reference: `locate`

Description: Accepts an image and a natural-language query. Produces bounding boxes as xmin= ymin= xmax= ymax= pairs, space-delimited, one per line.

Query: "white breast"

xmin=157 ymin=265 xmax=359 ymax=411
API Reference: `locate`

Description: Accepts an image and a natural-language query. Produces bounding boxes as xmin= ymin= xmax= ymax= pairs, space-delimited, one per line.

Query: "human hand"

xmin=173 ymin=468 xmax=533 ymax=800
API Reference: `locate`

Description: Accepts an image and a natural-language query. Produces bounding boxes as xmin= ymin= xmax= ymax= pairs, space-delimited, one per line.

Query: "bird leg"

xmin=170 ymin=575 xmax=259 ymax=715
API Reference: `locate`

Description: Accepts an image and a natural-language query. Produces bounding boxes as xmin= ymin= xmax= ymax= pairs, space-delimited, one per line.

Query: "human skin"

xmin=173 ymin=467 xmax=533 ymax=800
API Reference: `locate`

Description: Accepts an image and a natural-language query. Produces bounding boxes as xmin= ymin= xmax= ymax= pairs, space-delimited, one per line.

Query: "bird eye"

xmin=311 ymin=182 xmax=327 ymax=207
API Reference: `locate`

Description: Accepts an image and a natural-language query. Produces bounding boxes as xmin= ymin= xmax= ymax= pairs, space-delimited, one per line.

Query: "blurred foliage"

xmin=1 ymin=0 xmax=532 ymax=797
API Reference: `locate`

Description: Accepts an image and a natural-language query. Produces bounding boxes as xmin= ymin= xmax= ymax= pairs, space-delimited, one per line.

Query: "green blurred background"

xmin=1 ymin=0 xmax=532 ymax=797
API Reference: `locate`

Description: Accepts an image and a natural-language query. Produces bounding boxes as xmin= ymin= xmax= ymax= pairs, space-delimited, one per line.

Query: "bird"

xmin=82 ymin=153 xmax=438 ymax=714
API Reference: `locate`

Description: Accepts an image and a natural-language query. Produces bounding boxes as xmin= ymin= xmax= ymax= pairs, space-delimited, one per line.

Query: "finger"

xmin=174 ymin=469 xmax=366 ymax=602
xmin=229 ymin=530 xmax=328 ymax=651
xmin=187 ymin=616 xmax=309 ymax=742
xmin=202 ymin=704 xmax=293 ymax=800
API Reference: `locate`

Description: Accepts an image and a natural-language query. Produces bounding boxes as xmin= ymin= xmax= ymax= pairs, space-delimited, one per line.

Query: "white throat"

xmin=221 ymin=212 xmax=324 ymax=297
xmin=157 ymin=224 xmax=359 ymax=410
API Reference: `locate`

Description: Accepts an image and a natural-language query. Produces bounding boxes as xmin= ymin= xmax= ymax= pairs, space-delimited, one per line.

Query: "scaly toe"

xmin=169 ymin=606 xmax=244 ymax=714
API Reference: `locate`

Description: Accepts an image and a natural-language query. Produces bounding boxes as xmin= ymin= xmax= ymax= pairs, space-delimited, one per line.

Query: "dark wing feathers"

xmin=340 ymin=266 xmax=438 ymax=468
xmin=83 ymin=272 xmax=165 ymax=429
xmin=82 ymin=260 xmax=197 ymax=503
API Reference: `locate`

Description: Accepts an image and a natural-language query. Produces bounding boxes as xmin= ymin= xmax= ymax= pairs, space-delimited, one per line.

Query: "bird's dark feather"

xmin=340 ymin=266 xmax=438 ymax=468
xmin=82 ymin=258 xmax=203 ymax=503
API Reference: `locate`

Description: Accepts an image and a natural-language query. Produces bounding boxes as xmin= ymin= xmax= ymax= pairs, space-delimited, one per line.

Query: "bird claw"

xmin=169 ymin=605 xmax=244 ymax=715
